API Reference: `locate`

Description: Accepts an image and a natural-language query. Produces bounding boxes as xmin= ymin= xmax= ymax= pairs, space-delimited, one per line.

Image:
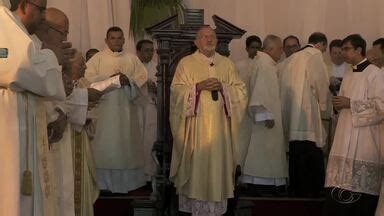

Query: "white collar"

xmin=196 ymin=51 xmax=216 ymax=65
xmin=352 ymin=58 xmax=367 ymax=69
xmin=104 ymin=46 xmax=126 ymax=57
xmin=198 ymin=51 xmax=215 ymax=62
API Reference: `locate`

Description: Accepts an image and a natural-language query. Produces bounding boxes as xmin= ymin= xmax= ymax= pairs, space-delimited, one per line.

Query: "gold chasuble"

xmin=170 ymin=51 xmax=247 ymax=202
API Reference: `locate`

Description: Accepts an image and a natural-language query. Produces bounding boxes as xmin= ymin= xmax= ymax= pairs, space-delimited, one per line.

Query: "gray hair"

xmin=262 ymin=34 xmax=281 ymax=50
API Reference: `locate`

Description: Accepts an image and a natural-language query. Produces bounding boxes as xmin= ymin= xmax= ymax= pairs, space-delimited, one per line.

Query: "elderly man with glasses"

xmin=33 ymin=7 xmax=102 ymax=216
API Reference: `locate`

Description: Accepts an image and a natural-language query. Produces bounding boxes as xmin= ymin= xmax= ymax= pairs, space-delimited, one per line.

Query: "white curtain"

xmin=185 ymin=0 xmax=384 ymax=61
xmin=48 ymin=0 xmax=384 ymax=60
xmin=48 ymin=0 xmax=135 ymax=54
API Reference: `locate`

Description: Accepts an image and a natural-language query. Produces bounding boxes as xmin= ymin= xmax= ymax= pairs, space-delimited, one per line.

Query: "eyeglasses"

xmin=27 ymin=1 xmax=46 ymax=13
xmin=48 ymin=25 xmax=69 ymax=37
xmin=341 ymin=46 xmax=354 ymax=51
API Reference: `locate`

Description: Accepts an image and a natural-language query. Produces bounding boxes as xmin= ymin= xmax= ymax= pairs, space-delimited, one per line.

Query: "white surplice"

xmin=85 ymin=47 xmax=148 ymax=193
xmin=0 ymin=6 xmax=65 ymax=216
xmin=325 ymin=62 xmax=384 ymax=196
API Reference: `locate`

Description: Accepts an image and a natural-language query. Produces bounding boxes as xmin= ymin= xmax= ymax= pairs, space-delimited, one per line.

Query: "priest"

xmin=170 ymin=26 xmax=247 ymax=215
xmin=324 ymin=34 xmax=384 ymax=216
xmin=34 ymin=8 xmax=78 ymax=216
xmin=85 ymin=26 xmax=148 ymax=193
xmin=240 ymin=35 xmax=288 ymax=195
xmin=68 ymin=52 xmax=101 ymax=216
xmin=0 ymin=0 xmax=73 ymax=215
xmin=136 ymin=39 xmax=157 ymax=181
xmin=235 ymin=35 xmax=262 ymax=166
xmin=279 ymin=32 xmax=330 ymax=197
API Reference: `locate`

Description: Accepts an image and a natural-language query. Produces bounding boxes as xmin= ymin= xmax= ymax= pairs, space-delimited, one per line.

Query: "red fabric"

xmin=195 ymin=85 xmax=201 ymax=115
xmin=219 ymin=89 xmax=229 ymax=116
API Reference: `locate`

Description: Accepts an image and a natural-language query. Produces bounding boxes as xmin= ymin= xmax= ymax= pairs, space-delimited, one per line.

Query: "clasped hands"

xmin=196 ymin=78 xmax=222 ymax=92
xmin=332 ymin=96 xmax=351 ymax=110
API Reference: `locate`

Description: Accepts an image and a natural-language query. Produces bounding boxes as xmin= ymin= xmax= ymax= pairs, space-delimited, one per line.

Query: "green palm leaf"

xmin=130 ymin=0 xmax=184 ymax=39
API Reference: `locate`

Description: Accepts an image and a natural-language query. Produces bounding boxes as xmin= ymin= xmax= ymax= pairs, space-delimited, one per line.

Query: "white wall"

xmin=48 ymin=0 xmax=384 ymax=60
xmin=186 ymin=0 xmax=384 ymax=61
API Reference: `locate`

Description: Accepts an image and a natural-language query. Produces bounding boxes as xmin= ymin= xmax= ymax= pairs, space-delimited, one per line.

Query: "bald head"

xmin=36 ymin=7 xmax=69 ymax=45
xmin=46 ymin=7 xmax=68 ymax=27
xmin=367 ymin=48 xmax=384 ymax=68
xmin=194 ymin=26 xmax=217 ymax=57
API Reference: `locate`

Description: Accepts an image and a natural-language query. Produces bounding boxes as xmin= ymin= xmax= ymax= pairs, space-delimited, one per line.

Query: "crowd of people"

xmin=0 ymin=0 xmax=158 ymax=215
xmin=234 ymin=32 xmax=384 ymax=216
xmin=1 ymin=0 xmax=384 ymax=216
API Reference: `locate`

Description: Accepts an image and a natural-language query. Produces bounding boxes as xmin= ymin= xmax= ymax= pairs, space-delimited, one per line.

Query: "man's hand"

xmin=119 ymin=74 xmax=130 ymax=86
xmin=332 ymin=96 xmax=351 ymax=110
xmin=47 ymin=109 xmax=67 ymax=145
xmin=43 ymin=41 xmax=76 ymax=67
xmin=264 ymin=119 xmax=275 ymax=129
xmin=147 ymin=80 xmax=157 ymax=94
xmin=196 ymin=78 xmax=222 ymax=92
xmin=87 ymin=88 xmax=103 ymax=104
xmin=62 ymin=75 xmax=74 ymax=96
xmin=110 ymin=72 xmax=130 ymax=86
xmin=61 ymin=42 xmax=76 ymax=66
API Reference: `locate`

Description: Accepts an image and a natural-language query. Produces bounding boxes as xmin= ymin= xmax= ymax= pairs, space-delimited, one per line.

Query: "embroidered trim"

xmin=351 ymin=100 xmax=375 ymax=114
xmin=351 ymin=99 xmax=381 ymax=127
xmin=325 ymin=156 xmax=383 ymax=195
xmin=73 ymin=131 xmax=83 ymax=216
xmin=179 ymin=194 xmax=227 ymax=215
xmin=195 ymin=89 xmax=201 ymax=116
xmin=221 ymin=86 xmax=231 ymax=117
xmin=186 ymin=85 xmax=200 ymax=117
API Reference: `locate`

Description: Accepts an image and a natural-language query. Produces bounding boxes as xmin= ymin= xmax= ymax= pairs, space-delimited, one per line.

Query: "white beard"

xmin=203 ymin=45 xmax=216 ymax=52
